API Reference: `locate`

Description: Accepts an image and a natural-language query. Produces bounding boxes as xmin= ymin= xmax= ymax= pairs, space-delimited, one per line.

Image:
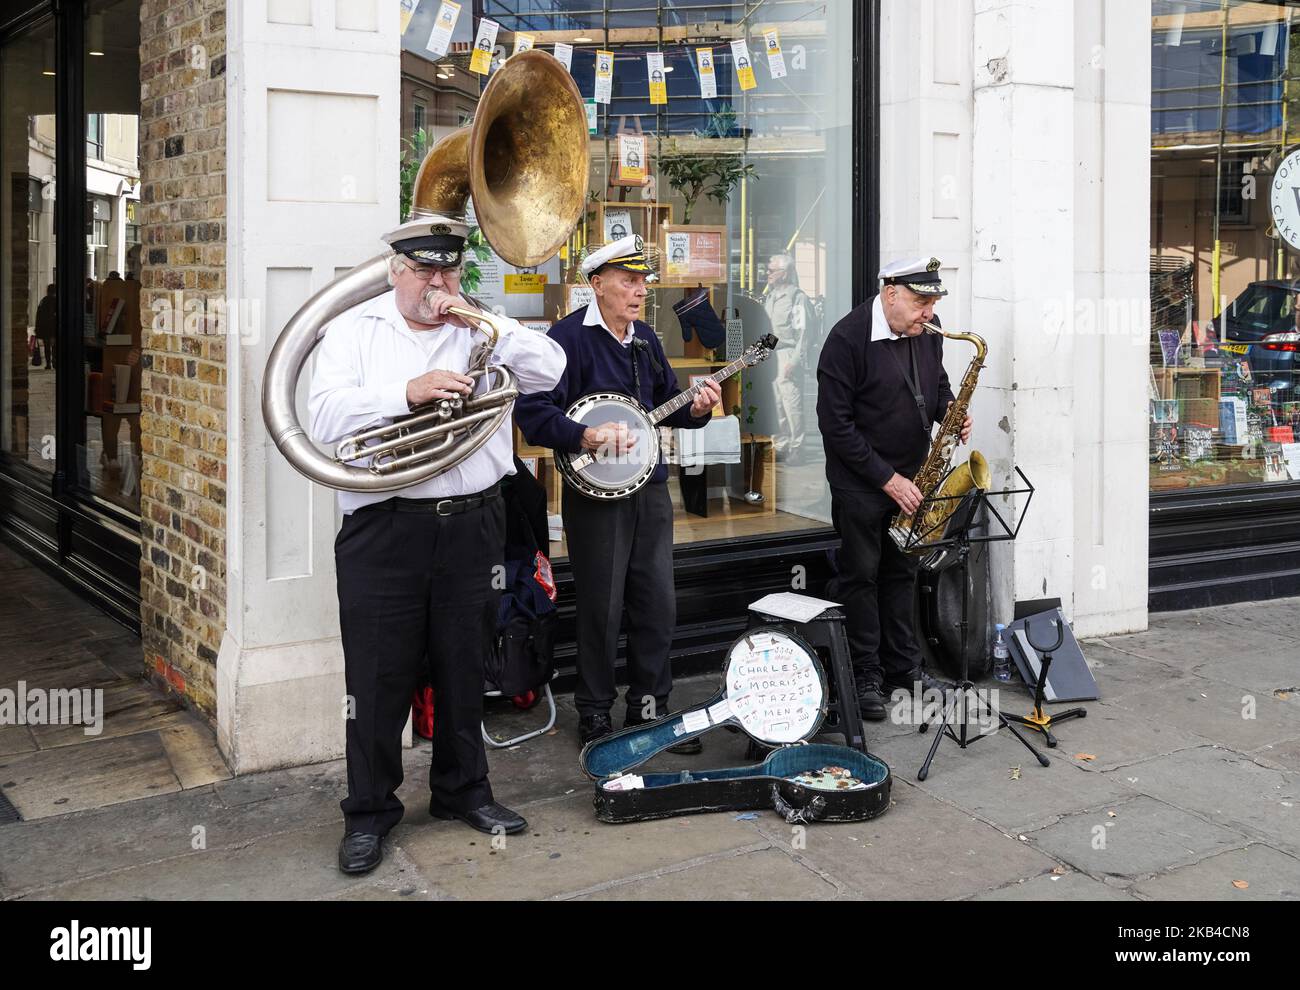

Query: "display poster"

xmin=469 ymin=18 xmax=499 ymax=75
xmin=696 ymin=48 xmax=717 ymax=98
xmin=731 ymin=38 xmax=757 ymax=90
xmin=424 ymin=1 xmax=460 ymax=56
xmin=762 ymin=29 xmax=787 ymax=78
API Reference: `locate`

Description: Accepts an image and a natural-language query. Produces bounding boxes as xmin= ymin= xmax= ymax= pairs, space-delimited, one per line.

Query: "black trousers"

xmin=334 ymin=495 xmax=505 ymax=835
xmin=827 ymin=486 xmax=922 ymax=691
xmin=563 ymin=481 xmax=675 ymax=719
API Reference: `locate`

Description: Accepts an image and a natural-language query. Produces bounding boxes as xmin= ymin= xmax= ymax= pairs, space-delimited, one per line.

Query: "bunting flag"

xmin=697 ymin=48 xmax=717 ymax=98
xmin=731 ymin=38 xmax=757 ymax=90
xmin=762 ymin=28 xmax=787 ymax=79
xmin=399 ymin=0 xmax=418 ymax=37
xmin=424 ymin=1 xmax=460 ymax=57
xmin=469 ymin=18 xmax=500 ymax=75
xmin=647 ymin=52 xmax=668 ymax=105
xmin=595 ymin=50 xmax=614 ymax=104
xmin=554 ymin=41 xmax=574 ymax=71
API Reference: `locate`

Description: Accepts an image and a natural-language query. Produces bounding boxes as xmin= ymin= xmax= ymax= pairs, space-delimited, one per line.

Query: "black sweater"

xmin=514 ymin=307 xmax=711 ymax=485
xmin=816 ymin=297 xmax=957 ymax=492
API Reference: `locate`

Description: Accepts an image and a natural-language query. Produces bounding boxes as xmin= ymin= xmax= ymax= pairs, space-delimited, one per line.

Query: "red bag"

xmin=412 ymin=686 xmax=435 ymax=740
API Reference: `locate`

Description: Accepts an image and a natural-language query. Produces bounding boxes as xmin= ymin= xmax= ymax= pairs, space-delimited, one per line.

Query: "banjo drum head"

xmin=723 ymin=628 xmax=826 ymax=745
xmin=566 ymin=394 xmax=658 ymax=494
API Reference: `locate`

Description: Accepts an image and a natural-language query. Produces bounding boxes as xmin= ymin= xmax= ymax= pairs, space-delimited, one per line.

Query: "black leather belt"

xmin=366 ymin=482 xmax=501 ymax=517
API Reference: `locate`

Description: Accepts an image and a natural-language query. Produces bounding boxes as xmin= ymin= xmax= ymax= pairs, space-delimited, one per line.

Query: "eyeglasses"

xmin=400 ymin=260 xmax=458 ymax=282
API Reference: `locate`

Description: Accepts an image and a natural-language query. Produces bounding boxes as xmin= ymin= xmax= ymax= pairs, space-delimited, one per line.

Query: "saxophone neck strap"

xmin=883 ymin=335 xmax=930 ymax=435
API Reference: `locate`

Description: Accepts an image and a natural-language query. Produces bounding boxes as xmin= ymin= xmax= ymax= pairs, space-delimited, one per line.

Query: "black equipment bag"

xmin=484 ymin=459 xmax=557 ymax=698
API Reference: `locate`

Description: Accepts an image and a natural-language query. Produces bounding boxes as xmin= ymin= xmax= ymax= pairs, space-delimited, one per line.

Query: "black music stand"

xmin=896 ymin=469 xmax=1048 ymax=781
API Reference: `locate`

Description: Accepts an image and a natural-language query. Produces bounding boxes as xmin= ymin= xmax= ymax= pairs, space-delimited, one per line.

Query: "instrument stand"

xmin=897 ymin=473 xmax=1049 ymax=781
xmin=1002 ymin=615 xmax=1087 ymax=748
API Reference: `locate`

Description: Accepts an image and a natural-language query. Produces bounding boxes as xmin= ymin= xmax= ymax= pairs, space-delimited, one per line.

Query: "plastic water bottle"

xmin=992 ymin=624 xmax=1013 ymax=683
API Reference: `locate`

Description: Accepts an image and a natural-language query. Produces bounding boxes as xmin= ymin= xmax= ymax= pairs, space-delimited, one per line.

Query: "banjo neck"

xmin=647 ymin=352 xmax=751 ymax=424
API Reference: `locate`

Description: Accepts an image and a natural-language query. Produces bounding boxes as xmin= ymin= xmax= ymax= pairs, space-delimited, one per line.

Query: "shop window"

xmin=1151 ymin=0 xmax=1300 ymax=492
xmin=399 ymin=0 xmax=854 ymax=557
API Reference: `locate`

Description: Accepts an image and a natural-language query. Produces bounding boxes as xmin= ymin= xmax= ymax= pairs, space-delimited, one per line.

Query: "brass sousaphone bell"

xmin=262 ymin=51 xmax=590 ymax=492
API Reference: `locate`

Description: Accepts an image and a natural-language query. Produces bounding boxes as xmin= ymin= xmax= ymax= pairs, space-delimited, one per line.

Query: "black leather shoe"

xmin=579 ymin=713 xmax=613 ymax=745
xmin=624 ymin=710 xmax=703 ymax=755
xmin=338 ymin=832 xmax=384 ymax=875
xmin=429 ymin=800 xmax=528 ymax=835
xmin=856 ymin=686 xmax=888 ymax=721
xmin=884 ymin=670 xmax=954 ymax=696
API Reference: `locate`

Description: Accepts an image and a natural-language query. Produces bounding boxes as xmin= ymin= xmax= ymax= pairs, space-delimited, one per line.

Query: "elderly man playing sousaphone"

xmin=308 ymin=214 xmax=566 ymax=876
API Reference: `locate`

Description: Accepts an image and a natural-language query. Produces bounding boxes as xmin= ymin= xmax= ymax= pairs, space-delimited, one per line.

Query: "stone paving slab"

xmin=1023 ymin=794 xmax=1248 ymax=883
xmin=1131 ymin=843 xmax=1300 ymax=901
xmin=0 ymin=724 xmax=36 ymax=758
xmin=0 ymin=779 xmax=341 ymax=897
xmin=867 ymin=719 xmax=1132 ymax=834
xmin=1076 ymin=642 xmax=1194 ymax=702
xmin=748 ymin=778 xmax=1061 ymax=900
xmin=571 ymin=847 xmax=841 ymax=901
xmin=0 ymin=731 xmax=180 ymax=819
xmin=1250 ymin=736 xmax=1300 ymax=773
xmin=969 ymin=870 xmax=1139 ymax=901
xmin=393 ymin=793 xmax=769 ymax=901
xmin=1106 ymin=674 xmax=1299 ymax=753
xmin=1104 ymin=747 xmax=1298 ymax=858
xmin=21 ymin=822 xmax=416 ymax=901
xmin=1026 ymin=700 xmax=1206 ymax=773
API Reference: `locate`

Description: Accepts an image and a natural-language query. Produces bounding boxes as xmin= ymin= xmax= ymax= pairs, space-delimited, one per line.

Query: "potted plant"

xmin=658 ymin=106 xmax=757 ymax=224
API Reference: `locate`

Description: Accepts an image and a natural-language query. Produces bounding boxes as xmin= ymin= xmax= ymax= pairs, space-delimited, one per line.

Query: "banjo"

xmin=554 ymin=333 xmax=778 ymax=499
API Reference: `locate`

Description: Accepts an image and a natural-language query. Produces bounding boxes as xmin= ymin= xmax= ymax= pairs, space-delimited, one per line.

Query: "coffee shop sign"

xmin=1271 ymin=148 xmax=1300 ymax=251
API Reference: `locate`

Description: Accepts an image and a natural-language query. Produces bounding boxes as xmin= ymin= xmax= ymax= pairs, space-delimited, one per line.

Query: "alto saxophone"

xmin=888 ymin=322 xmax=990 ymax=551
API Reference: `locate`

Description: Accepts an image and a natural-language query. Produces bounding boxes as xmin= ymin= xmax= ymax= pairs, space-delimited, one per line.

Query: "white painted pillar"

xmin=969 ymin=0 xmax=1077 ymax=628
xmin=1069 ymin=0 xmax=1150 ymax=637
xmin=218 ymin=0 xmax=401 ymax=772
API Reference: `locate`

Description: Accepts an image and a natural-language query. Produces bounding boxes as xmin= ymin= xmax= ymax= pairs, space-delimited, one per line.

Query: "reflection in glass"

xmin=79 ymin=0 xmax=142 ymax=514
xmin=1151 ymin=0 xmax=1300 ymax=490
xmin=1 ymin=19 xmax=58 ymax=478
xmin=402 ymin=1 xmax=852 ymax=553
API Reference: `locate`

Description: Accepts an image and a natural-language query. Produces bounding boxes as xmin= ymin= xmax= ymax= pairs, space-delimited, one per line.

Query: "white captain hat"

xmin=879 ymin=256 xmax=947 ymax=297
xmin=382 ymin=215 xmax=470 ymax=267
xmin=580 ymin=234 xmax=657 ymax=279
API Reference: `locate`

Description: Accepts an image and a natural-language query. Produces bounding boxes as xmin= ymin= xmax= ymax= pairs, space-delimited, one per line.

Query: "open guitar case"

xmin=577 ymin=625 xmax=892 ymax=826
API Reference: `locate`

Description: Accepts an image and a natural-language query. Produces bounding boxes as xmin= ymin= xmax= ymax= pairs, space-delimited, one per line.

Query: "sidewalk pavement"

xmin=1 ymin=571 xmax=1297 ymax=899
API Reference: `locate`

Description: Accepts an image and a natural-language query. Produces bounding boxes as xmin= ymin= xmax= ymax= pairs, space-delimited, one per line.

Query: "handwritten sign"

xmin=724 ymin=630 xmax=823 ymax=744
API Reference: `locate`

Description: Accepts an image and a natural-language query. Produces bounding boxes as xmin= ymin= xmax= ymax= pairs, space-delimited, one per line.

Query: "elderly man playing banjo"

xmin=515 ymin=235 xmax=721 ymax=749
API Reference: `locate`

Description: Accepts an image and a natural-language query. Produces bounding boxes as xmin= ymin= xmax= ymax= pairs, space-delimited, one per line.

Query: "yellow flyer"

xmin=646 ymin=52 xmax=668 ymax=105
xmin=470 ymin=18 xmax=500 ymax=75
xmin=619 ymin=134 xmax=647 ymax=184
xmin=696 ymin=48 xmax=717 ymax=99
xmin=731 ymin=38 xmax=757 ymax=91
xmin=504 ymin=273 xmax=547 ymax=294
xmin=513 ymin=32 xmax=535 ymax=57
xmin=399 ymin=0 xmax=418 ymax=36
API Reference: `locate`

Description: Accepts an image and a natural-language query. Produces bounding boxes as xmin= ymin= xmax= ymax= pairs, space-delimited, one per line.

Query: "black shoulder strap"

xmin=882 ymin=336 xmax=931 ymax=435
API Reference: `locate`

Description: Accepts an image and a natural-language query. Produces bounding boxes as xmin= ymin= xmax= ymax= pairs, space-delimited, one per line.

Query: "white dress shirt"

xmin=582 ymin=298 xmax=633 ymax=347
xmin=869 ymin=294 xmax=908 ymax=342
xmin=308 ymin=289 xmax=567 ymax=514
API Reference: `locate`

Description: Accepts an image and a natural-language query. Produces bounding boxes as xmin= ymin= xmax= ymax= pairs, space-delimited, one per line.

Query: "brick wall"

xmin=137 ymin=0 xmax=227 ymax=715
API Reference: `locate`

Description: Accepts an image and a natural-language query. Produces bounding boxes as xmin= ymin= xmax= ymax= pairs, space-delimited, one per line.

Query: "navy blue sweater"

xmin=816 ymin=299 xmax=957 ymax=492
xmin=514 ymin=307 xmax=711 ymax=484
